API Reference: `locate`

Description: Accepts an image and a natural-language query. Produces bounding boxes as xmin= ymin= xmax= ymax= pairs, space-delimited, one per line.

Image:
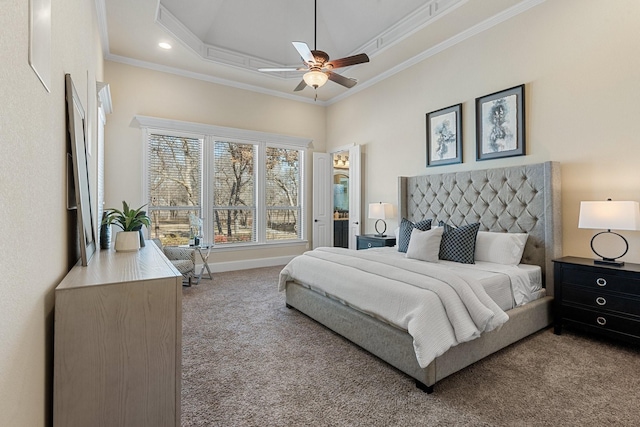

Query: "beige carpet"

xmin=181 ymin=266 xmax=640 ymax=426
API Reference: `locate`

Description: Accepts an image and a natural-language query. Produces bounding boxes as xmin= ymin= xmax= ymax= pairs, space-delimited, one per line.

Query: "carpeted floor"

xmin=181 ymin=266 xmax=640 ymax=426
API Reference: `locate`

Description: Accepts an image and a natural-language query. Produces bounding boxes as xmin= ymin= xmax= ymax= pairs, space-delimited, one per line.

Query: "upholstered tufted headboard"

xmin=398 ymin=162 xmax=562 ymax=292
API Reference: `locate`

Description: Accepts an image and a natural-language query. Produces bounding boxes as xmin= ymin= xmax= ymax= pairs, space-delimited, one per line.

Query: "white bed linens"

xmin=369 ymin=247 xmax=544 ymax=307
xmin=279 ymin=247 xmax=510 ymax=368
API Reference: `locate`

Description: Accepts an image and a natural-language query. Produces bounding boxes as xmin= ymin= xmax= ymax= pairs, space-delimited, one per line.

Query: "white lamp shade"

xmin=578 ymin=200 xmax=640 ymax=231
xmin=303 ymin=70 xmax=329 ymax=88
xmin=368 ymin=202 xmax=394 ymax=220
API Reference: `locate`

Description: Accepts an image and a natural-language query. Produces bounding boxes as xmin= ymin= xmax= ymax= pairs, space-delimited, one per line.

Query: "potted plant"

xmin=102 ymin=201 xmax=151 ymax=252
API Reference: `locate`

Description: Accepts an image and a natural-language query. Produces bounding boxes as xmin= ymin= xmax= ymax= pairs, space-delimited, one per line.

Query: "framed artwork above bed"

xmin=475 ymin=84 xmax=525 ymax=161
xmin=426 ymin=103 xmax=462 ymax=167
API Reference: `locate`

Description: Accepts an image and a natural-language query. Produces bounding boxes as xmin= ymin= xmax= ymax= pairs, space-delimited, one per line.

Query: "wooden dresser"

xmin=54 ymin=243 xmax=182 ymax=427
xmin=553 ymin=256 xmax=640 ymax=345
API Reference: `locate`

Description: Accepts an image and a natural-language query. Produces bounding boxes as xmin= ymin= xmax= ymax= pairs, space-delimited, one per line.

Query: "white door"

xmin=347 ymin=144 xmax=361 ymax=249
xmin=312 ymin=152 xmax=332 ymax=248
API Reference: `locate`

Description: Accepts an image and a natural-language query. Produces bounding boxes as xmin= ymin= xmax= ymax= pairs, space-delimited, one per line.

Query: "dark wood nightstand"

xmin=553 ymin=256 xmax=640 ymax=345
xmin=356 ymin=234 xmax=396 ymax=250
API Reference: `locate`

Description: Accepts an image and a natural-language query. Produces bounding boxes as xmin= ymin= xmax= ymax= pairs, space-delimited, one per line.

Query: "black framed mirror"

xmin=66 ymin=73 xmax=96 ymax=266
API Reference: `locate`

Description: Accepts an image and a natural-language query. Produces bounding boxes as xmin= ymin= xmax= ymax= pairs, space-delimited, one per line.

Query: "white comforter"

xmin=278 ymin=247 xmax=509 ymax=368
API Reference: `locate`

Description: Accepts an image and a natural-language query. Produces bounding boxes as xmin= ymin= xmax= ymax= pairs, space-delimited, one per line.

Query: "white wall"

xmin=0 ymin=1 xmax=103 ymax=426
xmin=326 ymin=0 xmax=640 ymax=264
xmin=103 ymin=61 xmax=326 ymax=265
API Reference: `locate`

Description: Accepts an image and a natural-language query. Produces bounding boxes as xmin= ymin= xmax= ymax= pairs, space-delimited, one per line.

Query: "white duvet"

xmin=278 ymin=247 xmax=510 ymax=368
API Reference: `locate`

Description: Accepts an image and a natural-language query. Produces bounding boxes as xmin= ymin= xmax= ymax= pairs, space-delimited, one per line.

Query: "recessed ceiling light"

xmin=158 ymin=42 xmax=172 ymax=50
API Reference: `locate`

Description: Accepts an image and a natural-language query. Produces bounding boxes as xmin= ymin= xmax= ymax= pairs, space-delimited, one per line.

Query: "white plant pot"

xmin=115 ymin=231 xmax=141 ymax=252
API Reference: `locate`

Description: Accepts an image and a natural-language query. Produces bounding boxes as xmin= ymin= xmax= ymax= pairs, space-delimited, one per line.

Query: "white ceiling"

xmin=99 ymin=0 xmax=541 ymax=104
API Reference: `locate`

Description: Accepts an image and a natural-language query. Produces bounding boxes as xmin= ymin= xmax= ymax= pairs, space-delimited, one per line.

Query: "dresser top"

xmin=57 ymin=243 xmax=181 ymax=290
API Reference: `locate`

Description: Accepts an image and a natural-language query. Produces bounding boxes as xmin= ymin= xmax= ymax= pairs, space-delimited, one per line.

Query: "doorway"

xmin=333 ymin=151 xmax=349 ymax=248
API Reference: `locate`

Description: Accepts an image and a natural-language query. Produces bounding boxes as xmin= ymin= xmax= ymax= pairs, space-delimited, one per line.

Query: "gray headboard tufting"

xmin=398 ymin=161 xmax=562 ymax=292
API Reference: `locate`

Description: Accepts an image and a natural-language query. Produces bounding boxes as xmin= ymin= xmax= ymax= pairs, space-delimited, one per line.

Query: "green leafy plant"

xmin=102 ymin=201 xmax=151 ymax=232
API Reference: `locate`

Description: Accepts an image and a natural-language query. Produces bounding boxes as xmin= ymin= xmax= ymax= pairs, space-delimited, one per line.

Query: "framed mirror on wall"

xmin=66 ymin=73 xmax=96 ymax=266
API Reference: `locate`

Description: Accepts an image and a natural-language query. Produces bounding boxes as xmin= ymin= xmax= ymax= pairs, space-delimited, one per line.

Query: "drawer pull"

xmin=367 ymin=243 xmax=372 ymax=248
xmin=596 ymin=278 xmax=607 ymax=287
xmin=595 ymin=297 xmax=607 ymax=306
xmin=596 ymin=316 xmax=607 ymax=326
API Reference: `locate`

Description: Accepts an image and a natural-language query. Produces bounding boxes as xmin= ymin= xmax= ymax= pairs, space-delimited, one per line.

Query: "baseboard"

xmin=196 ymin=255 xmax=295 ymax=273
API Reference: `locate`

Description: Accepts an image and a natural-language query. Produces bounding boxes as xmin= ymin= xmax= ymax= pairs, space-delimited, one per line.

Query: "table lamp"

xmin=368 ymin=202 xmax=394 ymax=237
xmin=578 ymin=199 xmax=640 ymax=266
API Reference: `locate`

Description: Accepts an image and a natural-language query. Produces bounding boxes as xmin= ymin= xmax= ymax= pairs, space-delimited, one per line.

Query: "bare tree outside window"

xmin=146 ymin=131 xmax=304 ymax=247
xmin=213 ymin=141 xmax=256 ymax=243
xmin=266 ymin=147 xmax=300 ymax=240
xmin=148 ymin=134 xmax=201 ymax=246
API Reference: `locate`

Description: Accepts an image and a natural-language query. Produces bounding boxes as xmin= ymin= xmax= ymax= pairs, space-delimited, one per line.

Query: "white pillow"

xmin=405 ymin=227 xmax=444 ymax=262
xmin=474 ymin=231 xmax=528 ymax=265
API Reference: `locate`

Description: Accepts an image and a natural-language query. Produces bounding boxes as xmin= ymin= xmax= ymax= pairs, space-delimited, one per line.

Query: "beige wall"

xmin=0 ymin=1 xmax=103 ymax=426
xmin=327 ymin=0 xmax=640 ymax=264
xmin=103 ymin=61 xmax=326 ymax=264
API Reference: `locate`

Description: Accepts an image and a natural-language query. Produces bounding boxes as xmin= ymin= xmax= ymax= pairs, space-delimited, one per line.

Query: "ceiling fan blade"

xmin=292 ymin=41 xmax=315 ymax=64
xmin=259 ymin=67 xmax=304 ymax=72
xmin=327 ymin=72 xmax=357 ymax=89
xmin=326 ymin=53 xmax=370 ymax=70
xmin=293 ymin=79 xmax=307 ymax=92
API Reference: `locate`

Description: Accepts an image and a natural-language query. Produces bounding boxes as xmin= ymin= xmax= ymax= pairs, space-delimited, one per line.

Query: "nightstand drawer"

xmin=562 ymin=285 xmax=640 ymax=317
xmin=356 ymin=235 xmax=396 ymax=250
xmin=563 ymin=305 xmax=640 ymax=337
xmin=563 ymin=268 xmax=640 ymax=296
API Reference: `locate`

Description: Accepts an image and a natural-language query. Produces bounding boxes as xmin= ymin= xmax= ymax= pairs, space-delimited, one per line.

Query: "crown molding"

xmin=105 ymin=53 xmax=327 ymax=106
xmin=327 ymin=0 xmax=546 ymax=105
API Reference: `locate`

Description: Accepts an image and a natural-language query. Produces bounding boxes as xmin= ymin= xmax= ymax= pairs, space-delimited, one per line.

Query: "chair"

xmin=152 ymin=239 xmax=196 ymax=286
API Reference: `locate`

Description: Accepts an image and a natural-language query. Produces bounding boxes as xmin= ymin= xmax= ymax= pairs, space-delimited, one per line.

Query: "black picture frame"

xmin=426 ymin=103 xmax=462 ymax=167
xmin=66 ymin=73 xmax=96 ymax=266
xmin=475 ymin=84 xmax=525 ymax=161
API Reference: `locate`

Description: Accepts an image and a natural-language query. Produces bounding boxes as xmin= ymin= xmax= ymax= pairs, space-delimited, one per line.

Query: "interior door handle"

xmin=353 ymin=222 xmax=359 ymax=225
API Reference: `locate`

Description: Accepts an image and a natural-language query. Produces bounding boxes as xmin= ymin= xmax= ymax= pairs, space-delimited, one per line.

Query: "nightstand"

xmin=553 ymin=256 xmax=640 ymax=345
xmin=356 ymin=234 xmax=396 ymax=250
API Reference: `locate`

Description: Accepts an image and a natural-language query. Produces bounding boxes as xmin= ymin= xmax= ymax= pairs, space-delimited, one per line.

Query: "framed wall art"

xmin=426 ymin=103 xmax=462 ymax=167
xmin=475 ymin=84 xmax=525 ymax=161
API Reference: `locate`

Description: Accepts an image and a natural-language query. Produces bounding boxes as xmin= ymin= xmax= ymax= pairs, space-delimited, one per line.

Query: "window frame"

xmin=138 ymin=116 xmax=310 ymax=249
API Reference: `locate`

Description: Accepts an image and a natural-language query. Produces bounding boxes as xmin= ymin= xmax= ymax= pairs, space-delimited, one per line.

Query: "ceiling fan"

xmin=258 ymin=0 xmax=370 ymax=95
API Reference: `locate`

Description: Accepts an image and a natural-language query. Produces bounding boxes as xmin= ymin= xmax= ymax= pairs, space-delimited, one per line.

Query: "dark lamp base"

xmin=594 ymin=259 xmax=625 ymax=267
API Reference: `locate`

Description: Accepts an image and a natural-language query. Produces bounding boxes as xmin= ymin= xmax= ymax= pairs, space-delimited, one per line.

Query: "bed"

xmin=280 ymin=161 xmax=561 ymax=393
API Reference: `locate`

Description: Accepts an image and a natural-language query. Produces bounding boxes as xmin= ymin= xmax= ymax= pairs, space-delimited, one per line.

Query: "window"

xmin=212 ymin=141 xmax=256 ymax=244
xmin=147 ymin=133 xmax=202 ymax=246
xmin=140 ymin=116 xmax=310 ymax=248
xmin=265 ymin=147 xmax=301 ymax=241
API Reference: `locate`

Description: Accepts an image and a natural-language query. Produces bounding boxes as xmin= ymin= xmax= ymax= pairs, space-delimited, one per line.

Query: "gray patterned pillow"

xmin=439 ymin=222 xmax=480 ymax=264
xmin=398 ymin=218 xmax=432 ymax=253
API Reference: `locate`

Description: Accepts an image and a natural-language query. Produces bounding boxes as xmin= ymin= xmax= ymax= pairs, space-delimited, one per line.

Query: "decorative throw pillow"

xmin=397 ymin=218 xmax=432 ymax=253
xmin=474 ymin=231 xmax=529 ymax=265
xmin=438 ymin=222 xmax=480 ymax=264
xmin=405 ymin=227 xmax=444 ymax=262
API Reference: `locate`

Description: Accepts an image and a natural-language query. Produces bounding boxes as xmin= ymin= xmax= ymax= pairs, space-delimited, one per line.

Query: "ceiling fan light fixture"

xmin=303 ymin=70 xmax=328 ymax=88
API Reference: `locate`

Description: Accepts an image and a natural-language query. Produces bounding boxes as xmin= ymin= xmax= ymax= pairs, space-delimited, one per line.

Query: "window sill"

xmin=207 ymin=240 xmax=309 ymax=252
